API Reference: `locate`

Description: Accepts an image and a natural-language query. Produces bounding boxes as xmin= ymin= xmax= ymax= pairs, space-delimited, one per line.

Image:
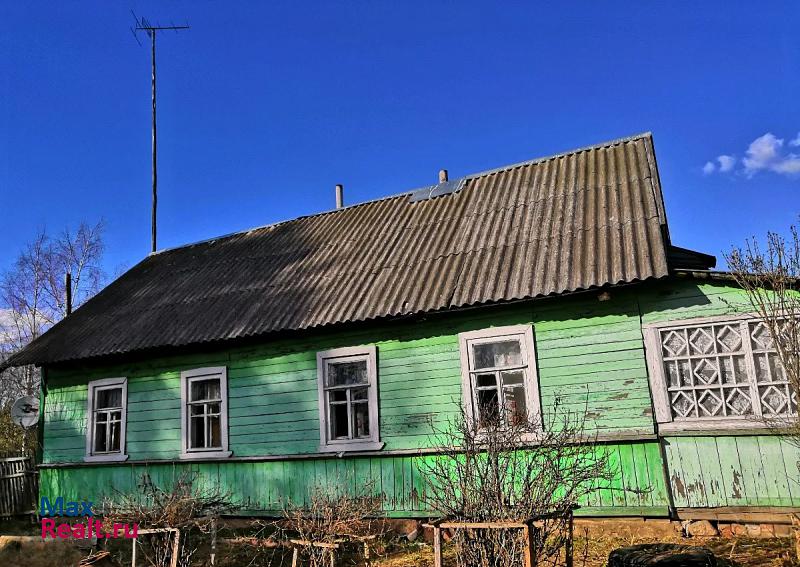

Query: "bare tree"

xmin=0 ymin=221 xmax=105 ymax=402
xmin=0 ymin=221 xmax=105 ymax=456
xmin=422 ymin=399 xmax=616 ymax=567
xmin=725 ymin=221 xmax=800 ymax=433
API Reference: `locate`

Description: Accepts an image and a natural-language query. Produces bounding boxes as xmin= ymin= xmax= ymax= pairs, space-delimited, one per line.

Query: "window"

xmin=180 ymin=367 xmax=231 ymax=459
xmin=316 ymin=346 xmax=382 ymax=452
xmin=644 ymin=315 xmax=796 ymax=431
xmin=458 ymin=325 xmax=541 ymax=429
xmin=85 ymin=377 xmax=128 ymax=462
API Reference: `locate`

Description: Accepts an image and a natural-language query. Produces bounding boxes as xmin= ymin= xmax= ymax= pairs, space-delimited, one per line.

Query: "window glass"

xmin=185 ymin=373 xmax=226 ymax=452
xmin=88 ymin=381 xmax=126 ymax=457
xmin=95 ymin=388 xmax=122 ymax=409
xmin=327 ymin=360 xmax=368 ymax=386
xmin=463 ymin=333 xmax=535 ymax=429
xmin=317 ymin=348 xmax=379 ymax=450
xmin=472 ymin=340 xmax=522 ymax=369
xmin=191 ymin=379 xmax=221 ymax=402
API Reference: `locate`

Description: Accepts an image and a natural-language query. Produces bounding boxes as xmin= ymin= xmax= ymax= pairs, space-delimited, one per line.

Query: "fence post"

xmin=433 ymin=526 xmax=443 ymax=567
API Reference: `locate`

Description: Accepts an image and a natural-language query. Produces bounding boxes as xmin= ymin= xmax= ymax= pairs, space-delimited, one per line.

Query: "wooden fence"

xmin=0 ymin=457 xmax=38 ymax=518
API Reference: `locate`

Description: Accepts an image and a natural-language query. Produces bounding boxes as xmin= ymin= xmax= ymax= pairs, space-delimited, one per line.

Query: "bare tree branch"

xmin=422 ymin=398 xmax=617 ymax=567
xmin=725 ymin=220 xmax=800 ymax=434
xmin=0 ymin=220 xmax=106 ymax=454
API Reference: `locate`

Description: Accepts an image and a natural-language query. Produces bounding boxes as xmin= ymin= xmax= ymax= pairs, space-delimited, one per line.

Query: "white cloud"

xmin=743 ymin=133 xmax=784 ymax=175
xmin=704 ymin=131 xmax=800 ymax=178
xmin=772 ymin=155 xmax=800 ymax=174
xmin=717 ymin=154 xmax=735 ymax=173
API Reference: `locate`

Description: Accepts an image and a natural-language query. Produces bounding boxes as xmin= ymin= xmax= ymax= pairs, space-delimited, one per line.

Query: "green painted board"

xmin=40 ymin=441 xmax=668 ymax=517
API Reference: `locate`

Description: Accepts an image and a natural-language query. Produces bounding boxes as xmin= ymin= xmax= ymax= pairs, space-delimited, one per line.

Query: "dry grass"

xmin=372 ymin=534 xmax=798 ymax=567
xmin=0 ymin=521 xmax=796 ymax=567
xmin=0 ymin=538 xmax=87 ymax=567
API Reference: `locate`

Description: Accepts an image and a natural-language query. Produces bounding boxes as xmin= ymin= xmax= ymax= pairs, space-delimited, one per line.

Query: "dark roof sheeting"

xmin=10 ymin=133 xmax=676 ymax=366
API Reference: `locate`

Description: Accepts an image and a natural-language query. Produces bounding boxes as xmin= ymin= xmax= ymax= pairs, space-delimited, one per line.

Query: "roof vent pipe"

xmin=438 ymin=169 xmax=448 ymax=183
xmin=335 ymin=184 xmax=344 ymax=209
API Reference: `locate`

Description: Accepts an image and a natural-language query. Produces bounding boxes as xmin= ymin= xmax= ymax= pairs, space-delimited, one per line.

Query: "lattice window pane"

xmin=662 ymin=331 xmax=687 ymax=357
xmin=720 ymin=355 xmax=747 ymax=384
xmin=716 ymin=325 xmax=742 ymax=353
xmin=697 ymin=390 xmax=723 ymax=417
xmin=750 ymin=322 xmax=774 ymax=350
xmin=671 ymin=391 xmax=695 ymax=418
xmin=689 ymin=327 xmax=715 ymax=354
xmin=725 ymin=388 xmax=751 ymax=415
xmin=693 ymin=358 xmax=720 ymax=385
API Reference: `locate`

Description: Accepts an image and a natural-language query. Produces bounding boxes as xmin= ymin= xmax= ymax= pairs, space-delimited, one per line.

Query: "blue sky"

xmin=1 ymin=2 xmax=798 ymax=276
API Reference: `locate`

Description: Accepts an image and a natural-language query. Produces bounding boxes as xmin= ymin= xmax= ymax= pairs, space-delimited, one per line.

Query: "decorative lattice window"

xmin=645 ymin=316 xmax=796 ymax=430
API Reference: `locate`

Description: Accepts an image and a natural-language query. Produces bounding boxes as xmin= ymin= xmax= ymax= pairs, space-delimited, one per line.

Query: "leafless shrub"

xmin=725 ymin=221 xmax=800 ymax=434
xmin=422 ymin=399 xmax=616 ymax=567
xmin=281 ymin=478 xmax=384 ymax=567
xmin=102 ymin=471 xmax=236 ymax=567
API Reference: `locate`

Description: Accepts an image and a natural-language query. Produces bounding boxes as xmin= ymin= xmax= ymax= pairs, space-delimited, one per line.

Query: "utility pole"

xmin=131 ymin=13 xmax=189 ymax=253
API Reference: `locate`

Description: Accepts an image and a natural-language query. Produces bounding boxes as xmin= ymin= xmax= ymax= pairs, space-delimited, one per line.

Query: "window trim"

xmin=643 ymin=313 xmax=788 ymax=433
xmin=458 ymin=324 xmax=542 ymax=431
xmin=316 ymin=345 xmax=383 ymax=453
xmin=84 ymin=377 xmax=129 ymax=463
xmin=180 ymin=367 xmax=231 ymax=460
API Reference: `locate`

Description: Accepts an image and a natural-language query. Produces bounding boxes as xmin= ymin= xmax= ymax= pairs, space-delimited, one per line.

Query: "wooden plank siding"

xmin=42 ymin=286 xmax=658 ymax=464
xmin=663 ymin=436 xmax=800 ymax=508
xmin=38 ymin=279 xmax=799 ymax=516
xmin=40 ymin=441 xmax=668 ymax=518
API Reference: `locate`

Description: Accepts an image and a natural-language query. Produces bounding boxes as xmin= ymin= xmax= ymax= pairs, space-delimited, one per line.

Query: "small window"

xmin=458 ymin=325 xmax=541 ymax=429
xmin=316 ymin=346 xmax=382 ymax=452
xmin=180 ymin=367 xmax=231 ymax=459
xmin=644 ymin=315 xmax=796 ymax=431
xmin=85 ymin=377 xmax=128 ymax=462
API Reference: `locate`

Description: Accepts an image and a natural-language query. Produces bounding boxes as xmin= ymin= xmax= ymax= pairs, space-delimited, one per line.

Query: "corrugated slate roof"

xmin=9 ymin=132 xmax=685 ymax=366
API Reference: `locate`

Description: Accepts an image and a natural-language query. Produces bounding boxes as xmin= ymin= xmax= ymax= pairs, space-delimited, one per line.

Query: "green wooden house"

xmin=6 ymin=133 xmax=798 ymax=522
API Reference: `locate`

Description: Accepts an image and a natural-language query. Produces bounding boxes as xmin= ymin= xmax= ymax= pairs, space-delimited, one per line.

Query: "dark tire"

xmin=608 ymin=543 xmax=716 ymax=567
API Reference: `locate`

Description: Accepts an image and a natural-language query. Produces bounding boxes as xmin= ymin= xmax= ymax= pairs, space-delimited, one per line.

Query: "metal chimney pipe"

xmin=438 ymin=169 xmax=448 ymax=183
xmin=335 ymin=184 xmax=344 ymax=209
xmin=65 ymin=272 xmax=72 ymax=316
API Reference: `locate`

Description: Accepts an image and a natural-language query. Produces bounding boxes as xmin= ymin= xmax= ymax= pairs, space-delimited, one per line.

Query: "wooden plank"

xmin=756 ymin=436 xmax=792 ymax=507
xmin=713 ymin=436 xmax=746 ymax=507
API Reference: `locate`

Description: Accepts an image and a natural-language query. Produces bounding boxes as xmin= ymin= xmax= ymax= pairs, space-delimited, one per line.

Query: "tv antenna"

xmin=131 ymin=12 xmax=190 ymax=253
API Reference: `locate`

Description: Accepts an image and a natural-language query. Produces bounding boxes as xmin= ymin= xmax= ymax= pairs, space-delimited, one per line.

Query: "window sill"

xmin=658 ymin=418 xmax=788 ymax=435
xmin=84 ymin=454 xmax=129 ymax=463
xmin=179 ymin=450 xmax=232 ymax=460
xmin=318 ymin=441 xmax=385 ymax=454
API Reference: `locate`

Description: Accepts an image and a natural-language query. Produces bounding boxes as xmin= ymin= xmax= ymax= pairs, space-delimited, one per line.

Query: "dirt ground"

xmin=1 ymin=517 xmax=797 ymax=567
xmin=370 ymin=536 xmax=797 ymax=567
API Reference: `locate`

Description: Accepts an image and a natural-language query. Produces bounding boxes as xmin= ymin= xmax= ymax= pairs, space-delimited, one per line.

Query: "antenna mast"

xmin=131 ymin=13 xmax=190 ymax=253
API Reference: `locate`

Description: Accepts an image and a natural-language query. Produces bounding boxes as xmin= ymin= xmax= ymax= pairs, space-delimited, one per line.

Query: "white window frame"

xmin=84 ymin=377 xmax=129 ymax=463
xmin=180 ymin=367 xmax=231 ymax=459
xmin=644 ymin=313 xmax=794 ymax=433
xmin=458 ymin=325 xmax=542 ymax=432
xmin=316 ymin=345 xmax=383 ymax=452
